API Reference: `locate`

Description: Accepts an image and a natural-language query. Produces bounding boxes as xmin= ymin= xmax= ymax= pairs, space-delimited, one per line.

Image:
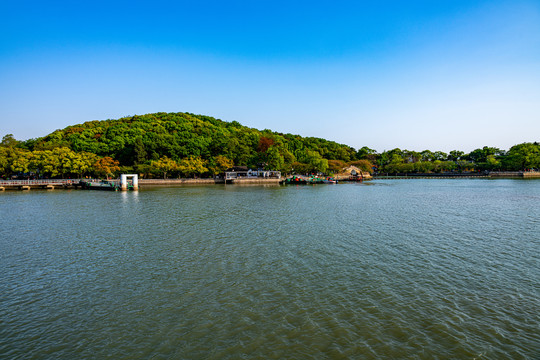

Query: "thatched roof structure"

xmin=335 ymin=165 xmax=372 ymax=180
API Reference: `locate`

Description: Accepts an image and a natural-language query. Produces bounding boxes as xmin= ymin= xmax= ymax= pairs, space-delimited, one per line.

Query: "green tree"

xmin=208 ymin=155 xmax=234 ymax=176
xmin=0 ymin=147 xmax=9 ymax=175
xmin=134 ymin=137 xmax=147 ymax=164
xmin=32 ymin=150 xmax=60 ymax=177
xmin=403 ymin=150 xmax=421 ymax=163
xmin=420 ymin=150 xmax=434 ymax=162
xmin=328 ymin=160 xmax=347 ymax=173
xmin=348 ymin=160 xmax=374 ymax=173
xmin=291 ymin=161 xmax=311 ymax=174
xmin=486 ymin=155 xmax=501 ymax=170
xmin=151 ymin=156 xmax=178 ymax=179
xmin=299 ymin=149 xmax=328 ymax=173
xmin=467 ymin=146 xmax=502 ymax=163
xmin=356 ymin=146 xmax=377 ymax=160
xmin=10 ymin=149 xmax=32 ymax=174
xmin=265 ymin=146 xmax=284 ymax=172
xmin=134 ymin=163 xmax=153 ymax=178
xmin=23 ymin=112 xmax=359 ymax=172
xmin=455 ymin=160 xmax=471 ymax=172
xmin=1 ymin=134 xmax=18 ymax=148
xmin=178 ymin=156 xmax=208 ymax=178
xmin=433 ymin=151 xmax=448 ymax=161
xmin=71 ymin=151 xmax=99 ymax=178
xmin=440 ymin=161 xmax=456 ymax=172
xmin=414 ymin=161 xmax=434 ymax=173
xmin=504 ymin=143 xmax=540 ymax=170
xmin=448 ymin=150 xmax=465 ymax=161
xmin=55 ymin=147 xmax=75 ymax=178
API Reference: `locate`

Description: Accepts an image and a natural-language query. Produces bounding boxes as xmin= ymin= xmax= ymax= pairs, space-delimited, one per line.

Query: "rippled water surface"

xmin=1 ymin=180 xmax=539 ymax=359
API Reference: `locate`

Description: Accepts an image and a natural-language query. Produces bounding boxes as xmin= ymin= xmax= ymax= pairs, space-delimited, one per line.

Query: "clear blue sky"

xmin=1 ymin=0 xmax=539 ymax=153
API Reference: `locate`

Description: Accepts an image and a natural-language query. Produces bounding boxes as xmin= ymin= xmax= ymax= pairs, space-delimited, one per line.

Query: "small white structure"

xmin=120 ymin=174 xmax=138 ymax=190
xmin=224 ymin=169 xmax=281 ymax=181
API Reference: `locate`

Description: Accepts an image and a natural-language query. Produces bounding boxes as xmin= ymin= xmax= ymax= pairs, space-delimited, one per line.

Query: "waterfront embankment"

xmin=374 ymin=171 xmax=540 ymax=179
xmin=491 ymin=171 xmax=540 ymax=178
xmin=0 ymin=177 xmax=284 ymax=190
xmin=139 ymin=178 xmax=281 ymax=185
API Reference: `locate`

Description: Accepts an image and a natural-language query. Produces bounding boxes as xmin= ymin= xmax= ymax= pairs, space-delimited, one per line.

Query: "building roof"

xmin=226 ymin=166 xmax=249 ymax=172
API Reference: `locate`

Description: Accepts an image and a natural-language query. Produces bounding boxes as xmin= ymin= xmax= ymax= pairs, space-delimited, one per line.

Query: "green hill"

xmin=4 ymin=112 xmax=537 ymax=179
xmin=15 ymin=112 xmax=357 ymax=176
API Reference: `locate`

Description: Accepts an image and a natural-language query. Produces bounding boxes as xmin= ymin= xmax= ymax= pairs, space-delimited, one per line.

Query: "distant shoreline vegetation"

xmin=1 ymin=112 xmax=539 ymax=179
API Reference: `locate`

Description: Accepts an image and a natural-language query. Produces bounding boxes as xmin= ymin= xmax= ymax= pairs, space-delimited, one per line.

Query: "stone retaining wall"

xmin=138 ymin=179 xmax=217 ymax=185
xmin=490 ymin=171 xmax=540 ymax=178
xmin=523 ymin=171 xmax=540 ymax=178
xmin=138 ymin=178 xmax=281 ymax=185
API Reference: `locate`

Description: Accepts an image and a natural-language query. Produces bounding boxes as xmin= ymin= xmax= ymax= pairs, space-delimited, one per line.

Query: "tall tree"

xmin=1 ymin=134 xmax=18 ymax=148
xmin=10 ymin=149 xmax=32 ymax=174
xmin=134 ymin=137 xmax=147 ymax=164
xmin=178 ymin=157 xmax=208 ymax=178
xmin=208 ymin=155 xmax=234 ymax=176
xmin=94 ymin=157 xmax=120 ymax=179
xmin=151 ymin=156 xmax=178 ymax=179
xmin=448 ymin=150 xmax=465 ymax=161
xmin=504 ymin=143 xmax=540 ymax=170
xmin=265 ymin=146 xmax=285 ymax=172
xmin=328 ymin=160 xmax=347 ymax=173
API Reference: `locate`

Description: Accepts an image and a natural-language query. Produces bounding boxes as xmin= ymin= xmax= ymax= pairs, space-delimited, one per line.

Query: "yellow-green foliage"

xmin=12 ymin=112 xmax=356 ymax=175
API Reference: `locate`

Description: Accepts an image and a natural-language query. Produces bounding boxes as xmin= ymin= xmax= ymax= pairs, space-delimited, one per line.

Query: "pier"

xmin=119 ymin=174 xmax=139 ymax=190
xmin=0 ymin=179 xmax=80 ymax=191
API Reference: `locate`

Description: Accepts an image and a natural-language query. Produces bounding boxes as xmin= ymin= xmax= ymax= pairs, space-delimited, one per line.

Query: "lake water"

xmin=1 ymin=179 xmax=539 ymax=359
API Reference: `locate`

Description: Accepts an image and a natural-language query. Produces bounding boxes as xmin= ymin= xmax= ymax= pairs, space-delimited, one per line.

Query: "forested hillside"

xmin=1 ymin=112 xmax=538 ymax=179
xmin=1 ymin=112 xmax=357 ymax=178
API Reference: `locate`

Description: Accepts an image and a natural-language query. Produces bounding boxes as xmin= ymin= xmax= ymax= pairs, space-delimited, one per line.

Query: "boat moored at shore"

xmin=79 ymin=180 xmax=121 ymax=191
xmin=281 ymin=175 xmax=338 ymax=184
xmin=282 ymin=175 xmax=308 ymax=184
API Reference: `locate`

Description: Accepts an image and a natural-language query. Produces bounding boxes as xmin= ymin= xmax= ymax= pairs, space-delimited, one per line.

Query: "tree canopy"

xmin=1 ymin=112 xmax=538 ymax=178
xmin=1 ymin=112 xmax=357 ymax=178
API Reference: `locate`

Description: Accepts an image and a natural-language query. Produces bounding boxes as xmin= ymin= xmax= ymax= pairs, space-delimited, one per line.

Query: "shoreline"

xmin=139 ymin=178 xmax=282 ymax=185
xmin=373 ymin=171 xmax=540 ymax=179
xmin=1 ymin=172 xmax=539 ymax=191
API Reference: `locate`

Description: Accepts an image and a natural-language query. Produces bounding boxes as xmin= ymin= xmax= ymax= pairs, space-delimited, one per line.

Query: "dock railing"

xmin=0 ymin=179 xmax=80 ymax=186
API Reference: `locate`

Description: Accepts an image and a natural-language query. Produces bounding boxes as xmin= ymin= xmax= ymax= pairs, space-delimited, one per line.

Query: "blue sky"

xmin=1 ymin=0 xmax=539 ymax=153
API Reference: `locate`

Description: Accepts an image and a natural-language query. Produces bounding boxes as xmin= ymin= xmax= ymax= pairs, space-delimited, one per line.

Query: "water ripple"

xmin=1 ymin=180 xmax=539 ymax=359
